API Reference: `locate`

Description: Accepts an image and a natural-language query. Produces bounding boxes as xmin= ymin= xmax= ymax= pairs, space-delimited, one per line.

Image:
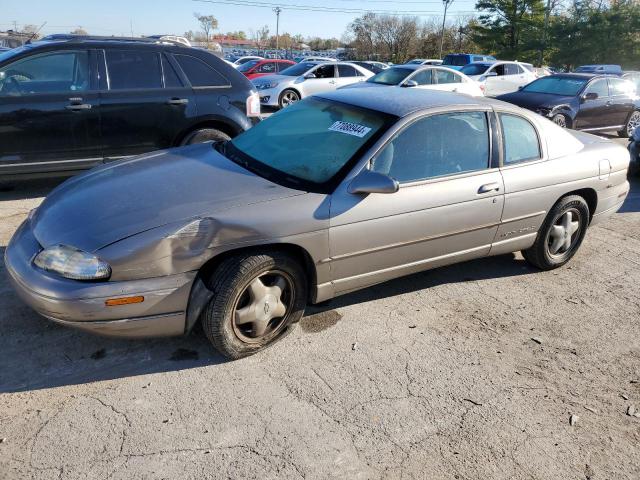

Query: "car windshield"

xmin=227 ymin=97 xmax=394 ymax=192
xmin=443 ymin=55 xmax=468 ymax=66
xmin=0 ymin=45 xmax=27 ymax=63
xmin=279 ymin=62 xmax=317 ymax=76
xmin=460 ymin=64 xmax=491 ymax=76
xmin=367 ymin=67 xmax=412 ymax=85
xmin=237 ymin=60 xmax=261 ymax=72
xmin=522 ymin=76 xmax=588 ymax=95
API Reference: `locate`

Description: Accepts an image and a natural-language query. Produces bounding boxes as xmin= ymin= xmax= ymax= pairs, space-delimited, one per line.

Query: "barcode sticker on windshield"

xmin=328 ymin=121 xmax=372 ymax=138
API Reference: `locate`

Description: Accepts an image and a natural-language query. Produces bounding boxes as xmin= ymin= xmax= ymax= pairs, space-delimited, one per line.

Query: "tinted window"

xmin=0 ymin=50 xmax=90 ymax=96
xmin=443 ymin=54 xmax=468 ymax=67
xmin=372 ymin=112 xmax=489 ymax=182
xmin=162 ymin=55 xmax=182 ymax=88
xmin=522 ymin=76 xmax=588 ymax=95
xmin=237 ymin=59 xmax=261 ymax=72
xmin=106 ymin=50 xmax=161 ymax=90
xmin=313 ymin=64 xmax=335 ymax=78
xmin=460 ymin=64 xmax=491 ymax=76
xmin=585 ymin=79 xmax=609 ymax=97
xmin=337 ymin=65 xmax=359 ymax=77
xmin=609 ymin=78 xmax=635 ymax=96
xmin=503 ymin=64 xmax=522 ymax=75
xmin=435 ymin=69 xmax=462 ymax=84
xmin=280 ymin=62 xmax=318 ymax=76
xmin=174 ymin=54 xmax=230 ymax=87
xmin=410 ymin=69 xmax=432 ymax=85
xmin=257 ymin=62 xmax=276 ymax=73
xmin=500 ymin=114 xmax=540 ymax=165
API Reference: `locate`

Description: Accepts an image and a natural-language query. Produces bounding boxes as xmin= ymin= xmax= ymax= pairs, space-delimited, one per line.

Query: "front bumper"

xmin=5 ymin=220 xmax=197 ymax=338
xmin=256 ymin=87 xmax=281 ymax=106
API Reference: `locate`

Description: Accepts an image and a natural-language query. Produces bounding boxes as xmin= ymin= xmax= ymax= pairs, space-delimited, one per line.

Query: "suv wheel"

xmin=618 ymin=111 xmax=640 ymax=138
xmin=182 ymin=128 xmax=231 ymax=146
xmin=202 ymin=250 xmax=307 ymax=359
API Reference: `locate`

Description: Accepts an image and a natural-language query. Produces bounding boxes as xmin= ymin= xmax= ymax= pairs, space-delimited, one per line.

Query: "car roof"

xmin=551 ymin=72 xmax=607 ymax=80
xmin=315 ymin=87 xmax=505 ymax=117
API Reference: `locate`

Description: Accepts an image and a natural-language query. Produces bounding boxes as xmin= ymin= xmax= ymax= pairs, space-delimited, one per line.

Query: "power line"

xmin=192 ymin=0 xmax=478 ymax=16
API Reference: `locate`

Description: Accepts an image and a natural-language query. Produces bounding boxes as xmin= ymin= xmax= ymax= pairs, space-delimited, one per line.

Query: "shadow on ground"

xmin=0 ymin=247 xmax=536 ymax=394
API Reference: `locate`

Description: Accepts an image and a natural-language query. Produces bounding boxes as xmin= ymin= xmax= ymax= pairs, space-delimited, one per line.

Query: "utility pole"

xmin=12 ymin=20 xmax=18 ymax=31
xmin=439 ymin=0 xmax=454 ymax=59
xmin=130 ymin=20 xmax=134 ymax=37
xmin=273 ymin=6 xmax=281 ymax=59
xmin=539 ymin=0 xmax=552 ymax=66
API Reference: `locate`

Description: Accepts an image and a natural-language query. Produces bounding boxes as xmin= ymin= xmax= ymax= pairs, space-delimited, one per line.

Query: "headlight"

xmin=256 ymin=82 xmax=277 ymax=90
xmin=33 ymin=245 xmax=111 ymax=280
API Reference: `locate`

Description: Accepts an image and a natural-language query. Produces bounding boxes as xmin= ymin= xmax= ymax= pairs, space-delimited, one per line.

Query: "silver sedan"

xmin=5 ymin=89 xmax=630 ymax=358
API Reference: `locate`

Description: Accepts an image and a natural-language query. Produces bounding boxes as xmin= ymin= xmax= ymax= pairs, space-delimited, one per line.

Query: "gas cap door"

xmin=599 ymin=159 xmax=611 ymax=180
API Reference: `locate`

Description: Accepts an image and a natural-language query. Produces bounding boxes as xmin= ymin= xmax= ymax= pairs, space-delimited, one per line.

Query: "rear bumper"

xmin=5 ymin=220 xmax=196 ymax=338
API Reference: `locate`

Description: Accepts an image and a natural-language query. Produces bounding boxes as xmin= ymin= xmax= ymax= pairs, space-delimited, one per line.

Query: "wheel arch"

xmin=175 ymin=118 xmax=242 ymax=146
xmin=561 ymin=188 xmax=598 ymax=223
xmin=184 ymin=243 xmax=318 ymax=334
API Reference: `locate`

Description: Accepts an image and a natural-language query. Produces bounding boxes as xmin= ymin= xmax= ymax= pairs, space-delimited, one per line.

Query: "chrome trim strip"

xmin=500 ymin=211 xmax=546 ymax=224
xmin=333 ymin=244 xmax=490 ymax=286
xmin=0 ymin=157 xmax=103 ymax=168
xmin=490 ymin=231 xmax=537 ymax=248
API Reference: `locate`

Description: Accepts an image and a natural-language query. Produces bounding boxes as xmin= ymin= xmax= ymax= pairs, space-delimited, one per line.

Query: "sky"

xmin=1 ymin=0 xmax=480 ymax=41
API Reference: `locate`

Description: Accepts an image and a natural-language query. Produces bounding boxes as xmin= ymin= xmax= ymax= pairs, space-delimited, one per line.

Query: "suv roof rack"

xmin=38 ymin=34 xmax=189 ymax=47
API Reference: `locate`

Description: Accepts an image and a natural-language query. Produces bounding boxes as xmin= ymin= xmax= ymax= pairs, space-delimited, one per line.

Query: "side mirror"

xmin=582 ymin=92 xmax=598 ymax=102
xmin=402 ymin=80 xmax=418 ymax=88
xmin=348 ymin=169 xmax=399 ymax=195
xmin=303 ymin=73 xmax=316 ymax=79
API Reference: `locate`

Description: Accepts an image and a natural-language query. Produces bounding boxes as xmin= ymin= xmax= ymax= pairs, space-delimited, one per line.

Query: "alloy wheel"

xmin=546 ymin=209 xmax=581 ymax=257
xmin=232 ymin=270 xmax=294 ymax=343
xmin=280 ymin=91 xmax=299 ymax=107
xmin=627 ymin=111 xmax=640 ymax=137
xmin=552 ymin=114 xmax=567 ymax=128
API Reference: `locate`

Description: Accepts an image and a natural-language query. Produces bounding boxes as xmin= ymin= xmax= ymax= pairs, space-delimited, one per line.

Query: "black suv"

xmin=0 ymin=36 xmax=261 ymax=179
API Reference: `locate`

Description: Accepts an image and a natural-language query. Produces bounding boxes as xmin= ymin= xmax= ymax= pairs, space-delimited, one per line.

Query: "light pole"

xmin=273 ymin=6 xmax=281 ymax=59
xmin=439 ymin=0 xmax=454 ymax=59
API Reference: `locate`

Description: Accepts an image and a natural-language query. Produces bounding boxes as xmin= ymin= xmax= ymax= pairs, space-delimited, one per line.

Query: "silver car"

xmin=5 ymin=89 xmax=630 ymax=359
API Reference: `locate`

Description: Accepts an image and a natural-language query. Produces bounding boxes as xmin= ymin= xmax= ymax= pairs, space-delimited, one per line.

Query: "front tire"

xmin=551 ymin=114 xmax=568 ymax=129
xmin=202 ymin=250 xmax=307 ymax=359
xmin=181 ymin=128 xmax=231 ymax=146
xmin=278 ymin=89 xmax=300 ymax=109
xmin=522 ymin=195 xmax=589 ymax=270
xmin=618 ymin=111 xmax=640 ymax=138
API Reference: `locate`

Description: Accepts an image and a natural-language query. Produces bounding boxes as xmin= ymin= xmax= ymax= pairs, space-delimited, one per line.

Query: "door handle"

xmin=166 ymin=98 xmax=189 ymax=105
xmin=478 ymin=182 xmax=500 ymax=194
xmin=65 ymin=103 xmax=92 ymax=111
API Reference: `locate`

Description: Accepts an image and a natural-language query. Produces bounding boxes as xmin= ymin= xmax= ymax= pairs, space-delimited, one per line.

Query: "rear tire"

xmin=618 ymin=111 xmax=640 ymax=138
xmin=522 ymin=195 xmax=589 ymax=270
xmin=201 ymin=250 xmax=307 ymax=359
xmin=181 ymin=128 xmax=231 ymax=146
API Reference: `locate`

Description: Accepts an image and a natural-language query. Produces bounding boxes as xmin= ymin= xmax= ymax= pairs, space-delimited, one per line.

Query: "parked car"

xmin=6 ymin=88 xmax=629 ymax=358
xmin=350 ymin=61 xmax=388 ymax=74
xmin=253 ymin=61 xmax=373 ymax=108
xmin=535 ymin=66 xmax=553 ymax=77
xmin=623 ymin=71 xmax=640 ymax=93
xmin=574 ymin=64 xmax=623 ymax=76
xmin=442 ymin=53 xmax=496 ymax=70
xmin=232 ymin=55 xmax=263 ymax=67
xmin=341 ymin=64 xmax=483 ymax=96
xmin=237 ymin=58 xmax=295 ymax=80
xmin=629 ymin=126 xmax=640 ymax=175
xmin=496 ymin=73 xmax=640 ymax=137
xmin=460 ymin=61 xmax=537 ymax=96
xmin=0 ymin=36 xmax=260 ymax=180
xmin=405 ymin=59 xmax=443 ymax=66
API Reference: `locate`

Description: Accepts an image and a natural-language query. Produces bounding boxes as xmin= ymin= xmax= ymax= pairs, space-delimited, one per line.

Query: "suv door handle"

xmin=478 ymin=182 xmax=500 ymax=193
xmin=65 ymin=103 xmax=91 ymax=111
xmin=166 ymin=98 xmax=189 ymax=105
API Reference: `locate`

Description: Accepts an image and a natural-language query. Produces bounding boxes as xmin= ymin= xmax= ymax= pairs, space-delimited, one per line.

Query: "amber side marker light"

xmin=105 ymin=296 xmax=145 ymax=307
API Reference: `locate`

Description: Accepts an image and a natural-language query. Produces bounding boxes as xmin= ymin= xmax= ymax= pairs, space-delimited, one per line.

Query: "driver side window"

xmin=585 ymin=79 xmax=609 ymax=98
xmin=371 ymin=112 xmax=490 ymax=183
xmin=0 ymin=50 xmax=90 ymax=96
xmin=313 ymin=64 xmax=335 ymax=79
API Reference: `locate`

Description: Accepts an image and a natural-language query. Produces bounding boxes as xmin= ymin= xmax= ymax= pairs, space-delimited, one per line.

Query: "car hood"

xmin=339 ymin=82 xmax=387 ymax=90
xmin=253 ymin=74 xmax=294 ymax=86
xmin=496 ymin=91 xmax=575 ymax=110
xmin=31 ymin=144 xmax=305 ymax=252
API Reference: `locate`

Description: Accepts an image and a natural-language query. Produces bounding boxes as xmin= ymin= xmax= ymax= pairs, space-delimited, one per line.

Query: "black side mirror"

xmin=402 ymin=80 xmax=418 ymax=88
xmin=582 ymin=92 xmax=598 ymax=102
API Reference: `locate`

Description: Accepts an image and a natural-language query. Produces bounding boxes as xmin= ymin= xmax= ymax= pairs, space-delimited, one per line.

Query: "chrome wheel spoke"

xmin=252 ymin=319 xmax=269 ymax=337
xmin=235 ymin=305 xmax=257 ymax=325
xmin=247 ymin=278 xmax=268 ymax=301
xmin=549 ymin=210 xmax=580 ymax=255
xmin=271 ymin=300 xmax=287 ymax=319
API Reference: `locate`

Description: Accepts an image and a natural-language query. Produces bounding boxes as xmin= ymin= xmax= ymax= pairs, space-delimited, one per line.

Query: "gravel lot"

xmin=1 ymin=137 xmax=639 ymax=480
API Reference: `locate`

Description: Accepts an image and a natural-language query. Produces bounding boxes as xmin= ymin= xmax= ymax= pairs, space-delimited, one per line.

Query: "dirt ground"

xmin=1 ymin=140 xmax=639 ymax=479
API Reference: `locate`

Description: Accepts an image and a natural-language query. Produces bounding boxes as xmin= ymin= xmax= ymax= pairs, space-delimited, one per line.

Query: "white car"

xmin=405 ymin=58 xmax=443 ymax=66
xmin=460 ymin=61 xmax=537 ymax=96
xmin=298 ymin=56 xmax=338 ymax=63
xmin=233 ymin=56 xmax=264 ymax=68
xmin=341 ymin=65 xmax=484 ymax=97
xmin=253 ymin=61 xmax=373 ymax=108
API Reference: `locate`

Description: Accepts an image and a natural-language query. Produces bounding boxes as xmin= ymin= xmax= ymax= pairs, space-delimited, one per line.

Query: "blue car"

xmin=442 ymin=53 xmax=496 ymax=70
xmin=574 ymin=64 xmax=623 ymax=76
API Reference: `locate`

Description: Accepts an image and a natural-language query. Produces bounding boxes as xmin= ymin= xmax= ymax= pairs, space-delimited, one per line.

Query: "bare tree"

xmin=194 ymin=12 xmax=218 ymax=47
xmin=71 ymin=28 xmax=88 ymax=36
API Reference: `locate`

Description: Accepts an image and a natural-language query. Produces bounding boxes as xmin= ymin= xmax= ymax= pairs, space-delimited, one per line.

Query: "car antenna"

xmin=26 ymin=22 xmax=47 ymax=44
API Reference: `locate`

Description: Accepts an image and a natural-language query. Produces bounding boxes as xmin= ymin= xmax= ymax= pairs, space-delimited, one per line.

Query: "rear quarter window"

xmin=174 ymin=54 xmax=230 ymax=87
xmin=106 ymin=50 xmax=162 ymax=90
xmin=499 ymin=113 xmax=541 ymax=165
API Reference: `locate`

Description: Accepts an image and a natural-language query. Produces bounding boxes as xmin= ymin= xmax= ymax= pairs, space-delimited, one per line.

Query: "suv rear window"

xmin=174 ymin=54 xmax=230 ymax=87
xmin=106 ymin=50 xmax=162 ymax=90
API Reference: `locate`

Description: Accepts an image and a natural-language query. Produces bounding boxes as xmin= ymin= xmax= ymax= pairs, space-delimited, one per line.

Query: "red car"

xmin=237 ymin=59 xmax=295 ymax=80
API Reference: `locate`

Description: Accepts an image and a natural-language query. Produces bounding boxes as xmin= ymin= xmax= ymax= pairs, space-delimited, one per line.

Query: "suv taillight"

xmin=246 ymin=92 xmax=261 ymax=118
